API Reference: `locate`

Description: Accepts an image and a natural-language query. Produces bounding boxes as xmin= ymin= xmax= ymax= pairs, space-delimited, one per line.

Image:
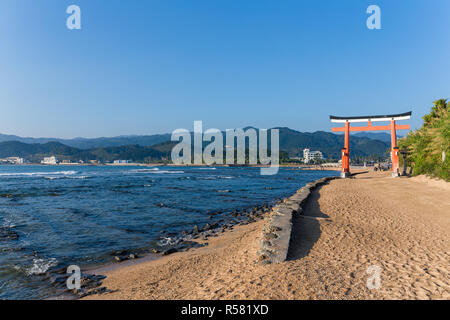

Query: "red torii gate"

xmin=330 ymin=111 xmax=412 ymax=178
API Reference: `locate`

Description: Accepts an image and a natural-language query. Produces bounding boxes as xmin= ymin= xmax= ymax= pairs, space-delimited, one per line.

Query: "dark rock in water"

xmin=76 ymin=285 xmax=112 ymax=298
xmin=46 ymin=267 xmax=108 ymax=297
xmin=179 ymin=240 xmax=197 ymax=246
xmin=156 ymin=202 xmax=164 ymax=207
xmin=202 ymin=222 xmax=218 ymax=231
xmin=129 ymin=253 xmax=138 ymax=259
xmin=114 ymin=251 xmax=138 ymax=261
xmin=80 ymin=274 xmax=107 ymax=289
xmin=175 ymin=240 xmax=206 ymax=251
xmin=0 ymin=227 xmax=19 ymax=241
xmin=49 ymin=274 xmax=71 ymax=287
xmin=111 ymin=250 xmax=129 ymax=256
xmin=210 ymin=223 xmax=219 ymax=229
xmin=50 ymin=266 xmax=69 ymax=275
xmin=162 ymin=248 xmax=178 ymax=256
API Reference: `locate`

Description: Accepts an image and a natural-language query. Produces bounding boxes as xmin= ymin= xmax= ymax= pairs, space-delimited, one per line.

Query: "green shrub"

xmin=399 ymin=99 xmax=449 ymax=181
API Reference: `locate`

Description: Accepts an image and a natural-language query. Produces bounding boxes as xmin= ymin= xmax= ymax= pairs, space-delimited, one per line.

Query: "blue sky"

xmin=0 ymin=0 xmax=449 ymax=138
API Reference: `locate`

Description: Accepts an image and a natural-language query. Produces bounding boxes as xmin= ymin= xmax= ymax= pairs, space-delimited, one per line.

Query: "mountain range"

xmin=0 ymin=133 xmax=171 ymax=149
xmin=0 ymin=128 xmax=392 ymax=163
xmin=0 ymin=131 xmax=395 ymax=148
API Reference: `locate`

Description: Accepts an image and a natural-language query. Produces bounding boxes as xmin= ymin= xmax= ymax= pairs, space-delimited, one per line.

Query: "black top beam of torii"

xmin=329 ymin=111 xmax=412 ymax=123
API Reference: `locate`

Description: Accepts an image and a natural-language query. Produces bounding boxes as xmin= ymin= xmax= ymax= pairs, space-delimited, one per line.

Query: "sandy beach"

xmin=84 ymin=171 xmax=450 ymax=300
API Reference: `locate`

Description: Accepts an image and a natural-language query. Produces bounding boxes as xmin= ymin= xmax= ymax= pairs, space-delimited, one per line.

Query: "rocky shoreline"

xmin=47 ymin=175 xmax=337 ymax=299
xmin=47 ymin=198 xmax=282 ymax=299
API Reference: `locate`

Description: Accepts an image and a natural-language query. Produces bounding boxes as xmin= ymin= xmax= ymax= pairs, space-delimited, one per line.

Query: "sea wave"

xmin=128 ymin=168 xmax=185 ymax=174
xmin=157 ymin=237 xmax=180 ymax=247
xmin=200 ymin=175 xmax=234 ymax=180
xmin=1 ymin=219 xmax=16 ymax=228
xmin=135 ymin=170 xmax=184 ymax=174
xmin=154 ymin=170 xmax=184 ymax=174
xmin=0 ymin=171 xmax=77 ymax=177
xmin=129 ymin=168 xmax=160 ymax=173
xmin=45 ymin=175 xmax=90 ymax=180
xmin=26 ymin=258 xmax=58 ymax=276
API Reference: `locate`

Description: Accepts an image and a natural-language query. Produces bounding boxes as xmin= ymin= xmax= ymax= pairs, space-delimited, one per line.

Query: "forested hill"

xmin=0 ymin=128 xmax=390 ymax=162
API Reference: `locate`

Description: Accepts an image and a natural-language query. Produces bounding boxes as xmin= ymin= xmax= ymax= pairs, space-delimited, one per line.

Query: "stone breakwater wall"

xmin=257 ymin=176 xmax=337 ymax=264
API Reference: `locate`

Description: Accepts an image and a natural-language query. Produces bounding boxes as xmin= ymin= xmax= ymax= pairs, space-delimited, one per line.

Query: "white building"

xmin=113 ymin=160 xmax=131 ymax=164
xmin=0 ymin=157 xmax=25 ymax=164
xmin=41 ymin=156 xmax=58 ymax=165
xmin=302 ymin=148 xmax=323 ymax=164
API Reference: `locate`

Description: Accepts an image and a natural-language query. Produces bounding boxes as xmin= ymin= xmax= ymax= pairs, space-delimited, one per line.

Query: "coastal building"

xmin=114 ymin=160 xmax=131 ymax=164
xmin=41 ymin=156 xmax=58 ymax=165
xmin=302 ymin=148 xmax=323 ymax=164
xmin=0 ymin=157 xmax=25 ymax=164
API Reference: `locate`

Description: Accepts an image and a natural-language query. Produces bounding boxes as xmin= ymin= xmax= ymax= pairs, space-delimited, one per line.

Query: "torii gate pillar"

xmin=391 ymin=120 xmax=400 ymax=177
xmin=330 ymin=112 xmax=412 ymax=178
xmin=342 ymin=121 xmax=351 ymax=178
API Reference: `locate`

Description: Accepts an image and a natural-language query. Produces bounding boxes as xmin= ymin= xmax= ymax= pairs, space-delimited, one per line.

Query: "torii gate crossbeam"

xmin=330 ymin=111 xmax=412 ymax=178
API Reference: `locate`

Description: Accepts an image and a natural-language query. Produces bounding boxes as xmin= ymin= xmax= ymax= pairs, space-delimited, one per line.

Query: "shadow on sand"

xmin=351 ymin=171 xmax=369 ymax=177
xmin=286 ymin=185 xmax=329 ymax=261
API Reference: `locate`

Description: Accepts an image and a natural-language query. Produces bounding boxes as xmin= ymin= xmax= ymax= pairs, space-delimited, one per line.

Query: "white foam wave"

xmin=157 ymin=237 xmax=179 ymax=247
xmin=201 ymin=175 xmax=233 ymax=180
xmin=129 ymin=168 xmax=160 ymax=173
xmin=2 ymin=219 xmax=16 ymax=228
xmin=0 ymin=171 xmax=77 ymax=177
xmin=132 ymin=170 xmax=184 ymax=174
xmin=26 ymin=258 xmax=57 ymax=276
xmin=154 ymin=170 xmax=184 ymax=174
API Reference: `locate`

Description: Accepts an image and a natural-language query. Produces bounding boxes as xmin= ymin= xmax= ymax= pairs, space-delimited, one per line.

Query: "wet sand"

xmin=84 ymin=171 xmax=449 ymax=300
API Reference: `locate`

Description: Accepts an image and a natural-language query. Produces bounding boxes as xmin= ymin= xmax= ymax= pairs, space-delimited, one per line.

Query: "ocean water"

xmin=0 ymin=165 xmax=337 ymax=299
